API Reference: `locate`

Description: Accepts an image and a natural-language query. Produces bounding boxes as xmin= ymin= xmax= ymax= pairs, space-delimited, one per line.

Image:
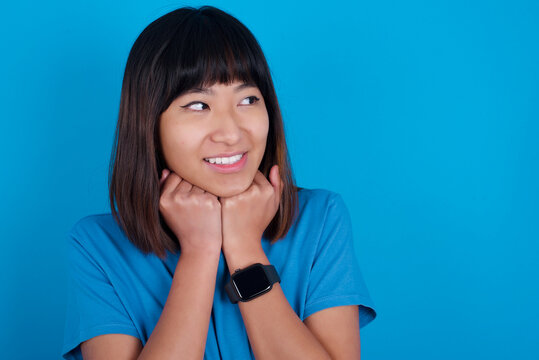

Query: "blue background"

xmin=1 ymin=0 xmax=538 ymax=359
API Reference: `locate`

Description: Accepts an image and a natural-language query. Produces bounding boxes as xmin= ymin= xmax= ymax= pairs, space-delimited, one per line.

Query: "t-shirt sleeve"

xmin=62 ymin=232 xmax=140 ymax=360
xmin=303 ymin=192 xmax=377 ymax=329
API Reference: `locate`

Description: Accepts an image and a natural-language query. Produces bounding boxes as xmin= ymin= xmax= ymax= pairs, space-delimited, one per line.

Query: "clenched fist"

xmin=159 ymin=169 xmax=222 ymax=257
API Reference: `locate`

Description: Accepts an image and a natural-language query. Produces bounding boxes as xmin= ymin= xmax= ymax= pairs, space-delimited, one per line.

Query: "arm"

xmin=81 ymin=248 xmax=221 ymax=360
xmin=224 ymin=245 xmax=333 ymax=360
xmin=219 ymin=171 xmax=362 ymax=359
xmin=303 ymin=305 xmax=361 ymax=359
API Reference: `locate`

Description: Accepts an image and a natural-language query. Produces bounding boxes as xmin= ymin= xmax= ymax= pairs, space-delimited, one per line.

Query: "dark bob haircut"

xmin=108 ymin=5 xmax=300 ymax=259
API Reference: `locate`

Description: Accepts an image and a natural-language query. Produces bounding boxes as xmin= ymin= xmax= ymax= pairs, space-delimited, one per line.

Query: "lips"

xmin=203 ymin=151 xmax=246 ymax=160
xmin=203 ymin=152 xmax=248 ymax=174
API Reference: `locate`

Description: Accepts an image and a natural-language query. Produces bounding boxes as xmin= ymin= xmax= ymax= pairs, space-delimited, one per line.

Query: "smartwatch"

xmin=225 ymin=263 xmax=281 ymax=303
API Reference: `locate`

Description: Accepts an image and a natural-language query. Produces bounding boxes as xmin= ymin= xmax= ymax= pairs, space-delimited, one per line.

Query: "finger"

xmin=276 ymin=166 xmax=284 ymax=201
xmin=269 ymin=165 xmax=283 ymax=198
xmin=176 ymin=178 xmax=193 ymax=193
xmin=271 ymin=165 xmax=283 ymax=190
xmin=161 ymin=170 xmax=182 ymax=196
xmin=252 ymin=170 xmax=268 ymax=187
xmin=159 ymin=168 xmax=170 ymax=189
xmin=191 ymin=185 xmax=205 ymax=194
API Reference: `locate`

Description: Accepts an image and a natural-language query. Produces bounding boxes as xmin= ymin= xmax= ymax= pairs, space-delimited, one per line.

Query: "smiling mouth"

xmin=203 ymin=152 xmax=248 ymax=173
xmin=203 ymin=152 xmax=247 ymax=165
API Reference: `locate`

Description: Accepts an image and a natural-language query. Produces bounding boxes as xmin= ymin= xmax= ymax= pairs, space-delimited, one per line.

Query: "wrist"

xmin=223 ymin=245 xmax=268 ymax=275
xmin=225 ymin=262 xmax=280 ymax=304
xmin=180 ymin=246 xmax=221 ymax=261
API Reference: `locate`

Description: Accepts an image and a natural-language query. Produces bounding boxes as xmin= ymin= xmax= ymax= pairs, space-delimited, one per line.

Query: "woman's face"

xmin=159 ymin=80 xmax=269 ymax=197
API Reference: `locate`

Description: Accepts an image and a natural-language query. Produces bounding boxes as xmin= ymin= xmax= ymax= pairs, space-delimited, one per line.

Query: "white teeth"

xmin=204 ymin=153 xmax=244 ymax=165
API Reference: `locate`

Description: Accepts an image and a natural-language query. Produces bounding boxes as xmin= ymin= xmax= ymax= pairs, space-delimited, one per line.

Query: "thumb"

xmin=159 ymin=168 xmax=170 ymax=189
xmin=269 ymin=165 xmax=283 ymax=196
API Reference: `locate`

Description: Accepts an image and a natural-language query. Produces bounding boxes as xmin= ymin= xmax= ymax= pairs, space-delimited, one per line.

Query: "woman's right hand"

xmin=159 ymin=168 xmax=222 ymax=256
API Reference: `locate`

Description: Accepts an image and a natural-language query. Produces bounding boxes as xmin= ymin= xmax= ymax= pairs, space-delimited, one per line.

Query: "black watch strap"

xmin=225 ymin=264 xmax=280 ymax=304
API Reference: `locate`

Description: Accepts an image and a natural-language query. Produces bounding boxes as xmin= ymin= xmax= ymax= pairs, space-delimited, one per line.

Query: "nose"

xmin=209 ymin=109 xmax=242 ymax=145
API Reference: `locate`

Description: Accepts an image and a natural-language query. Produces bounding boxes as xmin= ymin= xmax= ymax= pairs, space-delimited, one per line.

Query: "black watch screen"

xmin=233 ymin=264 xmax=272 ymax=300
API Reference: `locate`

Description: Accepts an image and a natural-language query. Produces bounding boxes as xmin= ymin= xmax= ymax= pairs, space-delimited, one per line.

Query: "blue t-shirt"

xmin=62 ymin=188 xmax=377 ymax=359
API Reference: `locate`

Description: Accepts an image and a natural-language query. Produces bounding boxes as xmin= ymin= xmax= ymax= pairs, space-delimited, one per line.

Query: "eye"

xmin=239 ymin=96 xmax=260 ymax=106
xmin=181 ymin=102 xmax=209 ymax=111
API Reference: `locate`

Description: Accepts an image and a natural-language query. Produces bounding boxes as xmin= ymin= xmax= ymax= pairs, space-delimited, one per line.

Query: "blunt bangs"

xmin=156 ymin=7 xmax=268 ymax=114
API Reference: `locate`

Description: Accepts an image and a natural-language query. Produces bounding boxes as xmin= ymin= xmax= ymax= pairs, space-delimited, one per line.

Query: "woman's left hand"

xmin=219 ymin=165 xmax=283 ymax=255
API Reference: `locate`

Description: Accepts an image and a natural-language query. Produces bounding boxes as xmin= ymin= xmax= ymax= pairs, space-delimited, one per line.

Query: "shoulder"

xmin=297 ymin=187 xmax=341 ymax=205
xmin=293 ymin=187 xmax=355 ymax=251
xmin=68 ymin=213 xmax=124 ymax=246
xmin=296 ymin=187 xmax=348 ymax=219
xmin=69 ymin=213 xmax=121 ymax=235
xmin=66 ymin=213 xmax=141 ymax=264
xmin=285 ymin=187 xmax=350 ymax=244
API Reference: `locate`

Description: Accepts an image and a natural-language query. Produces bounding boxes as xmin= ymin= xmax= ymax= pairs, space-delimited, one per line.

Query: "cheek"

xmin=160 ymin=126 xmax=198 ymax=165
xmin=253 ymin=112 xmax=270 ymax=141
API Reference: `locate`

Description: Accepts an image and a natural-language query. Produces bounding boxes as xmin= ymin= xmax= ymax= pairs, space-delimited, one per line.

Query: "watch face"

xmin=233 ymin=265 xmax=271 ymax=300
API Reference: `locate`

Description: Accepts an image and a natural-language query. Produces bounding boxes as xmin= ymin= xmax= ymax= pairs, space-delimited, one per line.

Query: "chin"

xmin=214 ymin=184 xmax=250 ymax=198
xmin=204 ymin=178 xmax=253 ymax=198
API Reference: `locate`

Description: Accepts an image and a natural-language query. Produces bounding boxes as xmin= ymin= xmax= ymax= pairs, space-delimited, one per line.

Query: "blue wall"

xmin=1 ymin=0 xmax=538 ymax=358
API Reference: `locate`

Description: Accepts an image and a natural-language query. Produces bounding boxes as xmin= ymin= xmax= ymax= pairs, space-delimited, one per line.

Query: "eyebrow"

xmin=183 ymin=82 xmax=256 ymax=96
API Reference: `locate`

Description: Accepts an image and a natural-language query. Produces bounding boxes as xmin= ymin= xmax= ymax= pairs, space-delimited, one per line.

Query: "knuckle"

xmin=159 ymin=195 xmax=168 ymax=208
xmin=204 ymin=195 xmax=219 ymax=209
xmin=172 ymin=191 xmax=184 ymax=203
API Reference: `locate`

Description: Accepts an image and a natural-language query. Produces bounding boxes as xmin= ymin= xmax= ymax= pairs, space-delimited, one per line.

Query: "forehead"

xmin=182 ymin=81 xmax=258 ymax=96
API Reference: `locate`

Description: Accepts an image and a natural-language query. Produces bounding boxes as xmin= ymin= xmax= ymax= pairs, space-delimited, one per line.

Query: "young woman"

xmin=62 ymin=5 xmax=377 ymax=360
